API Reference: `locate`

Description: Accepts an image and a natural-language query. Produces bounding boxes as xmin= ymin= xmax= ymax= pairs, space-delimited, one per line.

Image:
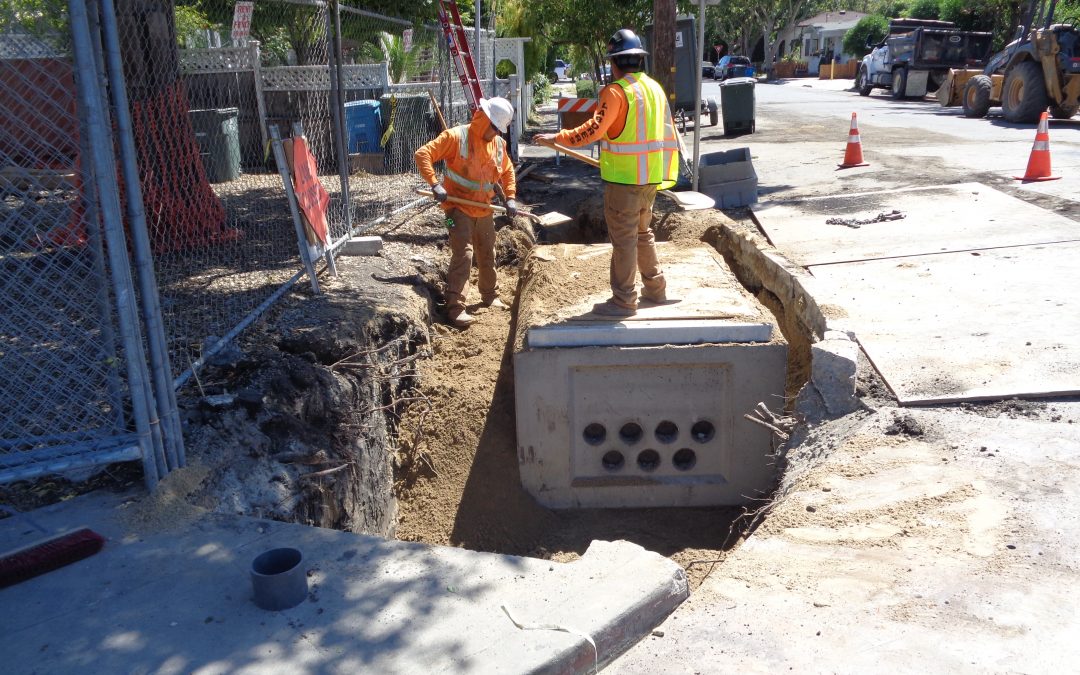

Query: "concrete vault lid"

xmin=514 ymin=243 xmax=781 ymax=350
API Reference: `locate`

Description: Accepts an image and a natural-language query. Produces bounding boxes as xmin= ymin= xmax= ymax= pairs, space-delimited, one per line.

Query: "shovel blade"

xmin=535 ymin=212 xmax=573 ymax=227
xmin=658 ymin=190 xmax=715 ymax=210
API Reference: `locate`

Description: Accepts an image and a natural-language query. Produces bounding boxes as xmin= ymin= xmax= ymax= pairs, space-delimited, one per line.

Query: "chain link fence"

xmin=1 ymin=0 xmax=527 ymax=489
xmin=1 ymin=0 xmax=180 ymax=488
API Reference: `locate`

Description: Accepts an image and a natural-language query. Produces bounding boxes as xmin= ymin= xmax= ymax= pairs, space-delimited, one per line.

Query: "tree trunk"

xmin=761 ymin=17 xmax=776 ymax=80
xmin=652 ymin=0 xmax=676 ymax=99
xmin=114 ymin=0 xmax=228 ymax=252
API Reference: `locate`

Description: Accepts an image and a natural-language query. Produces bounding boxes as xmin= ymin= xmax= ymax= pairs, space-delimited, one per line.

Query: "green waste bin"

xmin=189 ymin=107 xmax=242 ymax=183
xmin=718 ymin=77 xmax=756 ymax=136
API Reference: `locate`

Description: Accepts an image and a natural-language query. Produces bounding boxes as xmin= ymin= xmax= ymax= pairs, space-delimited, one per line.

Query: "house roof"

xmin=798 ymin=10 xmax=867 ymax=32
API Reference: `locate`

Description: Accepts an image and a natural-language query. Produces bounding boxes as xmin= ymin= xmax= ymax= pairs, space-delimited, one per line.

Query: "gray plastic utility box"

xmin=698 ymin=147 xmax=758 ymax=208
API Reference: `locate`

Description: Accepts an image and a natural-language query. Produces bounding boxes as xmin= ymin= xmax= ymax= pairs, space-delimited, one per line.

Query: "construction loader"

xmin=936 ymin=0 xmax=1080 ymax=122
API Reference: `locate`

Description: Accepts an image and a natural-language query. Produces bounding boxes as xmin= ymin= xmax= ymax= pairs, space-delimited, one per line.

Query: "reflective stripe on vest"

xmin=443 ymin=125 xmax=505 ymax=193
xmin=598 ymin=73 xmax=679 ymax=189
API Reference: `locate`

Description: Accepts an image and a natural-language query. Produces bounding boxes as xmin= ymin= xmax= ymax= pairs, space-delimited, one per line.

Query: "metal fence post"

xmin=251 ymin=40 xmax=270 ymax=152
xmin=328 ymin=0 xmax=353 ymax=241
xmin=97 ymin=0 xmax=185 ymax=470
xmin=68 ymin=0 xmax=163 ymax=488
xmin=270 ymin=124 xmax=322 ymax=294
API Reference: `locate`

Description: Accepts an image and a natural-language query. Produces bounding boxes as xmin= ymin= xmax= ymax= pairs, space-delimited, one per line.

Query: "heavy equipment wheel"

xmin=1002 ymin=61 xmax=1049 ymax=123
xmin=890 ymin=67 xmax=908 ymax=99
xmin=856 ymin=67 xmax=873 ymax=96
xmin=1049 ymin=103 xmax=1079 ymax=119
xmin=962 ymin=75 xmax=992 ymax=118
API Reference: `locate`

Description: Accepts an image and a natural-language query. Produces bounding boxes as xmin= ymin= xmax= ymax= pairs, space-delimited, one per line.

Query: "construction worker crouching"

xmin=535 ymin=29 xmax=679 ymax=316
xmin=415 ymin=97 xmax=518 ymax=328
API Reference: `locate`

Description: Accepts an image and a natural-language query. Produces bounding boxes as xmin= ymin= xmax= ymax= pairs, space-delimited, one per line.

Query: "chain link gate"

xmin=0 ymin=0 xmax=181 ymax=489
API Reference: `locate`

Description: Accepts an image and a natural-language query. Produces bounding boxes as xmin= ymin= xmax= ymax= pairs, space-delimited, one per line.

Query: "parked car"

xmin=701 ymin=60 xmax=715 ymax=78
xmin=715 ymin=55 xmax=754 ymax=80
xmin=551 ymin=59 xmax=571 ymax=82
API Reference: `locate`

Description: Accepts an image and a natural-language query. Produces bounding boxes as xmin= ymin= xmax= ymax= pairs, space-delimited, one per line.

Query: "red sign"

xmin=291 ymin=137 xmax=329 ymax=245
xmin=231 ymin=2 xmax=254 ymax=42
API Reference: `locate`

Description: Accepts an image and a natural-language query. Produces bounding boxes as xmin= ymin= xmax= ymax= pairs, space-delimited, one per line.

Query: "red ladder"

xmin=437 ymin=0 xmax=484 ymax=113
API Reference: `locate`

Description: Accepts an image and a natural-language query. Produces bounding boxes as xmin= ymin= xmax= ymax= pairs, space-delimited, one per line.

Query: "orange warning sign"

xmin=291 ymin=137 xmax=329 ymax=245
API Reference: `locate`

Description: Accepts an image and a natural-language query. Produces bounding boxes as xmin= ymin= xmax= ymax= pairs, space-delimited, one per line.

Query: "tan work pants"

xmin=445 ymin=208 xmax=497 ymax=316
xmin=603 ymin=182 xmax=666 ymax=308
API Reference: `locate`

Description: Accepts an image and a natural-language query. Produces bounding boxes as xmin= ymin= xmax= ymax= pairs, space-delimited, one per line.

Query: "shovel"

xmin=536 ymin=138 xmax=715 ymax=210
xmin=415 ymin=189 xmax=571 ymax=227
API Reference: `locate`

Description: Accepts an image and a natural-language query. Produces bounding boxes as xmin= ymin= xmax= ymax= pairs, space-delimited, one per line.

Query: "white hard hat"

xmin=479 ymin=97 xmax=514 ymax=133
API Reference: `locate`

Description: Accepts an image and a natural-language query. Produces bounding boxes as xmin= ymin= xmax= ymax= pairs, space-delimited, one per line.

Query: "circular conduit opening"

xmin=583 ymin=423 xmax=606 ymax=446
xmin=673 ymin=448 xmax=697 ymax=471
xmin=637 ymin=449 xmax=661 ymax=472
xmin=601 ymin=450 xmax=625 ymax=471
xmin=619 ymin=422 xmax=643 ymax=444
xmin=655 ymin=420 xmax=678 ymax=444
xmin=691 ymin=420 xmax=715 ymax=443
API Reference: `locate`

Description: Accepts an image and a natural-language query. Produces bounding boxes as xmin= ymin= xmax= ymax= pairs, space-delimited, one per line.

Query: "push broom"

xmin=0 ymin=506 xmax=105 ymax=588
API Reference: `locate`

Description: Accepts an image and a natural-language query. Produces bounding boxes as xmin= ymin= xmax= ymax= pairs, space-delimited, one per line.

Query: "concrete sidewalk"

xmin=610 ymin=406 xmax=1080 ymax=672
xmin=0 ymin=489 xmax=687 ymax=674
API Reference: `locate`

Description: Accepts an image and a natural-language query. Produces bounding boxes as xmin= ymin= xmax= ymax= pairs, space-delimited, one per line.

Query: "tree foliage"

xmin=842 ymin=14 xmax=889 ymax=57
xmin=906 ymin=0 xmax=940 ymax=20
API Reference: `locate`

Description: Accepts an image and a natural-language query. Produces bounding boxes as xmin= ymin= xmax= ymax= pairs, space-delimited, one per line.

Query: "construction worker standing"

xmin=535 ymin=29 xmax=679 ymax=316
xmin=415 ymin=97 xmax=518 ymax=328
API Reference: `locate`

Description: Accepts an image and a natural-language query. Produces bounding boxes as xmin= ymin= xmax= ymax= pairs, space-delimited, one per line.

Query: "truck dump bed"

xmin=888 ymin=28 xmax=993 ymax=69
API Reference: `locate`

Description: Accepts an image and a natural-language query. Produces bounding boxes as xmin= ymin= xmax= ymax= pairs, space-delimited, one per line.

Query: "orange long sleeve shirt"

xmin=414 ymin=111 xmax=516 ymax=218
xmin=554 ymin=84 xmax=629 ymax=148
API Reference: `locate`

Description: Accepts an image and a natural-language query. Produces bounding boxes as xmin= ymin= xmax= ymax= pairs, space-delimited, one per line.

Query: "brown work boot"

xmin=483 ymin=297 xmax=509 ymax=310
xmin=450 ymin=311 xmax=476 ymax=328
xmin=591 ymin=300 xmax=637 ymax=317
xmin=639 ymin=293 xmax=680 ymax=307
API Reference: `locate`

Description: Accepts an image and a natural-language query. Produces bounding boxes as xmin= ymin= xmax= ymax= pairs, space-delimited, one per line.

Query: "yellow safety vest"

xmin=599 ymin=73 xmax=679 ymax=189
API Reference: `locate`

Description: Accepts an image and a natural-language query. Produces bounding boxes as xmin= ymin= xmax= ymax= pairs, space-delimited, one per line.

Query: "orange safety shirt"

xmin=414 ymin=110 xmax=517 ymax=218
xmin=553 ymin=84 xmax=629 ymax=148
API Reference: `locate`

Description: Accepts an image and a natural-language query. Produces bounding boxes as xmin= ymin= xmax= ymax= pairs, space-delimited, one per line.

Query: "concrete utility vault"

xmin=514 ymin=244 xmax=788 ymax=509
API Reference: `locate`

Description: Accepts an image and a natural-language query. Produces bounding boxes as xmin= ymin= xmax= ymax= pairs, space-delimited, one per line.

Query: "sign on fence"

xmin=231 ymin=1 xmax=254 ymax=42
xmin=403 ymin=29 xmax=413 ymax=52
xmin=290 ymin=137 xmax=330 ymax=245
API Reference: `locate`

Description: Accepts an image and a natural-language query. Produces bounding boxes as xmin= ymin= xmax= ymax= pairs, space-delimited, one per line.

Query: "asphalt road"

xmin=684 ymin=77 xmax=1080 ymax=211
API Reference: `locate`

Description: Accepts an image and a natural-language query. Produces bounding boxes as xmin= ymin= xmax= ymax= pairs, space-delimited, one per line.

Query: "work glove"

xmin=431 ymin=184 xmax=448 ymax=203
xmin=505 ymin=198 xmax=518 ymax=219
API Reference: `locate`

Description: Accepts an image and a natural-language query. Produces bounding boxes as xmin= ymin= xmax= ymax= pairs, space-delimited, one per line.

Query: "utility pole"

xmin=653 ymin=0 xmax=677 ymax=101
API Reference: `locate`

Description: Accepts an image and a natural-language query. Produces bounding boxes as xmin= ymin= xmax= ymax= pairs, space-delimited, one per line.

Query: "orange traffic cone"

xmin=838 ymin=112 xmax=869 ymax=169
xmin=1015 ymin=111 xmax=1061 ymax=182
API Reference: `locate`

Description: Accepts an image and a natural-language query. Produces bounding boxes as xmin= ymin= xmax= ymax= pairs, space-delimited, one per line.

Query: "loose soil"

xmin=388 ymin=161 xmax=786 ymax=589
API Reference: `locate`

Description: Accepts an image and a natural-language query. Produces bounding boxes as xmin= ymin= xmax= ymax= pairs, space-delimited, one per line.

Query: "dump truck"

xmin=939 ymin=0 xmax=1080 ymax=121
xmin=857 ymin=19 xmax=993 ymax=99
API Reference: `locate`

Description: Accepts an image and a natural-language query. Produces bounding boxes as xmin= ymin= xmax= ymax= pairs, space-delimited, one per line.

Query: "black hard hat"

xmin=607 ymin=29 xmax=648 ymax=57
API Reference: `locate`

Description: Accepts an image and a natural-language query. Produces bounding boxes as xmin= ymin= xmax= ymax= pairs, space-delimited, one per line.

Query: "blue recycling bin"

xmin=343 ymin=100 xmax=382 ymax=153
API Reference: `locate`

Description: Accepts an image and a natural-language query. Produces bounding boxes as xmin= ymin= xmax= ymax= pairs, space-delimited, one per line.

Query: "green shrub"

xmin=575 ymin=79 xmax=598 ymax=98
xmin=531 ymin=74 xmax=552 ymax=106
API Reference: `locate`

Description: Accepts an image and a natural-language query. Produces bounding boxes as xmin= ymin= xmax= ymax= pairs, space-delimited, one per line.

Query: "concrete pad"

xmin=609 ymin=409 xmax=1080 ymax=673
xmin=515 ymin=344 xmax=788 ymax=508
xmin=0 ymin=491 xmax=687 ymax=674
xmin=340 ymin=235 xmax=383 ymax=256
xmin=809 ymin=240 xmax=1080 ymax=403
xmin=527 ymin=320 xmax=773 ymax=348
xmin=752 ymin=182 xmax=1080 ymax=266
xmin=551 ymin=244 xmax=766 ymax=322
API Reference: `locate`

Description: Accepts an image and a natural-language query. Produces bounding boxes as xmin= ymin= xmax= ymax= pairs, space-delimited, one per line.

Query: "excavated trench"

xmin=129 ymin=179 xmax=834 ymax=591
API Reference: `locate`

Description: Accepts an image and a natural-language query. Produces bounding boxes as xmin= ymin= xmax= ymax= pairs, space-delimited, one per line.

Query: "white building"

xmin=778 ymin=10 xmax=867 ymax=75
